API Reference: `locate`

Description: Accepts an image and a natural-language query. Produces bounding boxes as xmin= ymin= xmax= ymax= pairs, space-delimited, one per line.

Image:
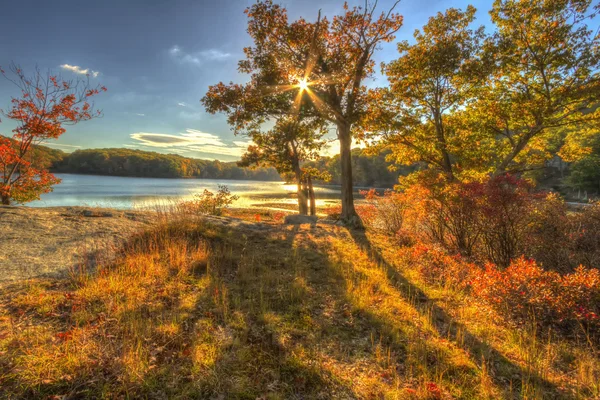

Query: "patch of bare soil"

xmin=0 ymin=206 xmax=154 ymax=282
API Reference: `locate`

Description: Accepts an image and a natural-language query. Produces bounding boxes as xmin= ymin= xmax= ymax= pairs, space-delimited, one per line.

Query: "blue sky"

xmin=0 ymin=0 xmax=498 ymax=161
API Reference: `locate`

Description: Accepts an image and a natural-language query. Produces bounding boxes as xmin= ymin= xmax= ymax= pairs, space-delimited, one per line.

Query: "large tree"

xmin=204 ymin=0 xmax=403 ymax=223
xmin=372 ymin=0 xmax=599 ymax=182
xmin=469 ymin=0 xmax=600 ymax=175
xmin=365 ymin=6 xmax=488 ymax=181
xmin=0 ymin=64 xmax=106 ymax=205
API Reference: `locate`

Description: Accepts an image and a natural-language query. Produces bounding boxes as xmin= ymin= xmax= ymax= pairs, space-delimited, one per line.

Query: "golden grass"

xmin=0 ymin=212 xmax=598 ymax=399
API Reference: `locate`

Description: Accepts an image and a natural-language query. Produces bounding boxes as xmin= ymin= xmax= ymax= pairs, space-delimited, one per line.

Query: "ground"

xmin=0 ymin=208 xmax=598 ymax=399
xmin=0 ymin=206 xmax=153 ymax=282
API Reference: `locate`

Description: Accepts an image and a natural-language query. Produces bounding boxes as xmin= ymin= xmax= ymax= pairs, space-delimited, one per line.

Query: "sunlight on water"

xmin=27 ymin=174 xmax=342 ymax=210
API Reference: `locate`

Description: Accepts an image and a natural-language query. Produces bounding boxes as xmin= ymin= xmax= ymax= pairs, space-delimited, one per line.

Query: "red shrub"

xmin=410 ymin=243 xmax=478 ymax=290
xmin=477 ymin=175 xmax=540 ymax=267
xmin=470 ymin=257 xmax=600 ymax=331
xmin=402 ymin=177 xmax=485 ymax=257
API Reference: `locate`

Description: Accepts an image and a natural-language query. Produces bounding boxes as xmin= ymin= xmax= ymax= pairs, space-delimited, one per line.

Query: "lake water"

xmin=28 ymin=174 xmax=343 ymax=210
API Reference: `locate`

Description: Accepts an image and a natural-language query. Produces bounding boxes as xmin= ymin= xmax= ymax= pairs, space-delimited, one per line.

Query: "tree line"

xmin=39 ymin=146 xmax=282 ymax=181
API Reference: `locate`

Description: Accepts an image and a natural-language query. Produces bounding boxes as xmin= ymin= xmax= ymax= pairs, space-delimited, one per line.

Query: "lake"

xmin=28 ymin=174 xmax=343 ymax=210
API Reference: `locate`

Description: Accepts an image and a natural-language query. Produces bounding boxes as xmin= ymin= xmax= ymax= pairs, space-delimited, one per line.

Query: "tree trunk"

xmin=1 ymin=193 xmax=10 ymax=205
xmin=295 ymin=168 xmax=308 ymax=215
xmin=433 ymin=111 xmax=454 ymax=180
xmin=307 ymin=175 xmax=316 ymax=216
xmin=338 ymin=122 xmax=358 ymax=222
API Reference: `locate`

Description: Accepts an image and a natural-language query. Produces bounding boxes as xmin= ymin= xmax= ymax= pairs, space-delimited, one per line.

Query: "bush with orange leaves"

xmin=525 ymin=196 xmax=600 ymax=272
xmin=470 ymin=257 xmax=600 ymax=332
xmin=410 ymin=243 xmax=478 ymax=290
xmin=359 ymin=188 xmax=408 ymax=235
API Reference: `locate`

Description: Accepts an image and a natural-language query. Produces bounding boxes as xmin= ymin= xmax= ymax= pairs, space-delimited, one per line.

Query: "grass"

xmin=0 ymin=209 xmax=598 ymax=399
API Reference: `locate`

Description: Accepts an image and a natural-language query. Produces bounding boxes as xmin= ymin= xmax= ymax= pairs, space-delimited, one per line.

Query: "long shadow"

xmin=346 ymin=227 xmax=568 ymax=398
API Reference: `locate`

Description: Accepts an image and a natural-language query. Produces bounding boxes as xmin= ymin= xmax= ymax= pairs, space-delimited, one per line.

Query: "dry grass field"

xmin=0 ymin=207 xmax=598 ymax=399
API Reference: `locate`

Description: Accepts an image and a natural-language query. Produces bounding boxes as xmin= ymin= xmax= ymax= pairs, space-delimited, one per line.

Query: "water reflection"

xmin=28 ymin=174 xmax=342 ymax=210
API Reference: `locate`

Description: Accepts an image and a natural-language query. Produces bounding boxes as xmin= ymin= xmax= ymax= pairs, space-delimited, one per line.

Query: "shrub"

xmin=523 ymin=193 xmax=572 ymax=271
xmin=470 ymin=257 xmax=600 ymax=333
xmin=410 ymin=243 xmax=478 ymax=290
xmin=477 ymin=175 xmax=540 ymax=267
xmin=403 ymin=174 xmax=546 ymax=266
xmin=524 ymin=197 xmax=600 ymax=272
xmin=569 ymin=201 xmax=600 ymax=269
xmin=402 ymin=176 xmax=484 ymax=257
xmin=182 ymin=185 xmax=239 ymax=216
xmin=360 ymin=188 xmax=407 ymax=235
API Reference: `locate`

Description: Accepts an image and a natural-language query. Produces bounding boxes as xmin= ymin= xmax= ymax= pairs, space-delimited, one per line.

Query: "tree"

xmin=238 ymin=117 xmax=328 ymax=215
xmin=0 ymin=64 xmax=106 ymax=205
xmin=467 ymin=0 xmax=600 ymax=175
xmin=366 ymin=6 xmax=487 ymax=181
xmin=204 ymin=0 xmax=403 ymax=223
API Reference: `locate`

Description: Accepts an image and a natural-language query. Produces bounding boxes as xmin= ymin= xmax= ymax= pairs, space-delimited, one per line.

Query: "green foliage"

xmin=366 ymin=6 xmax=488 ymax=180
xmin=372 ymin=0 xmax=600 ymax=181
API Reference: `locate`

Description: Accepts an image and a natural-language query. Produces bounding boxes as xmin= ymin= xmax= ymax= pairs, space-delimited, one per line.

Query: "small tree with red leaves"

xmin=0 ymin=63 xmax=106 ymax=204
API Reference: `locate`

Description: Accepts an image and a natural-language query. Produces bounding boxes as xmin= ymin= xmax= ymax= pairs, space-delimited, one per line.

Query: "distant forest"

xmin=9 ymin=139 xmax=594 ymax=193
xmin=48 ymin=148 xmax=281 ymax=180
xmin=25 ymin=141 xmax=406 ymax=187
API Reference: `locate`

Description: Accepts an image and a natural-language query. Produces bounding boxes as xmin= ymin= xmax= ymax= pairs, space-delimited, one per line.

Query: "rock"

xmin=82 ymin=209 xmax=114 ymax=217
xmin=284 ymin=214 xmax=317 ymax=225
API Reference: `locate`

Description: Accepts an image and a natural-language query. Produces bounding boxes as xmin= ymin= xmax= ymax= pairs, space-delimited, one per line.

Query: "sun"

xmin=297 ymin=78 xmax=309 ymax=91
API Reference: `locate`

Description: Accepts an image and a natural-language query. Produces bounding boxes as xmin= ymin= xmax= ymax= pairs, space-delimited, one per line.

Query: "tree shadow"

xmin=345 ymin=227 xmax=568 ymax=398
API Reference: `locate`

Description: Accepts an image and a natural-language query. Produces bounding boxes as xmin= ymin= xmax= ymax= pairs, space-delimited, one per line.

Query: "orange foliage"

xmin=0 ymin=64 xmax=106 ymax=204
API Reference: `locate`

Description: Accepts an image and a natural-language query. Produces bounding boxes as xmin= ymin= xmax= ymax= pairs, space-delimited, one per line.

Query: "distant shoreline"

xmin=50 ymin=172 xmax=395 ymax=190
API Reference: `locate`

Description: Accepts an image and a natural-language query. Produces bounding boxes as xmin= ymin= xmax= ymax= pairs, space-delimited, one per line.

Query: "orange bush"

xmin=470 ymin=257 xmax=600 ymax=332
xmin=359 ymin=188 xmax=408 ymax=235
xmin=410 ymin=243 xmax=478 ymax=290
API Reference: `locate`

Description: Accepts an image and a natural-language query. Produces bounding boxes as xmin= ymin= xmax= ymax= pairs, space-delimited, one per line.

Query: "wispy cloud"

xmin=129 ymin=129 xmax=252 ymax=158
xmin=60 ymin=64 xmax=100 ymax=78
xmin=169 ymin=45 xmax=231 ymax=66
xmin=135 ymin=113 xmax=145 ymax=117
xmin=40 ymin=142 xmax=82 ymax=152
xmin=177 ymin=102 xmax=188 ymax=107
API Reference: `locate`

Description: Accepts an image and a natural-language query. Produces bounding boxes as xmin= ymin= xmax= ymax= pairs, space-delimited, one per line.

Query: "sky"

xmin=0 ymin=0 xmax=499 ymax=161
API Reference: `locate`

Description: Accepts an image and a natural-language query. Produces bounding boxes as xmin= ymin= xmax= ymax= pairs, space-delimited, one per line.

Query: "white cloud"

xmin=169 ymin=45 xmax=231 ymax=66
xmin=233 ymin=140 xmax=253 ymax=148
xmin=187 ymin=145 xmax=247 ymax=157
xmin=135 ymin=113 xmax=145 ymax=117
xmin=129 ymin=129 xmax=252 ymax=159
xmin=177 ymin=102 xmax=188 ymax=107
xmin=41 ymin=142 xmax=82 ymax=150
xmin=60 ymin=64 xmax=100 ymax=78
